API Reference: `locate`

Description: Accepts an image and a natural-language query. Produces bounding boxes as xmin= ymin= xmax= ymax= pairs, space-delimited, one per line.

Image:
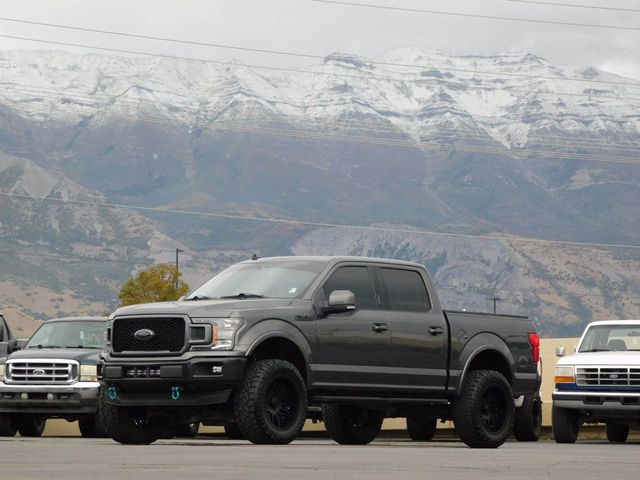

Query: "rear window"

xmin=379 ymin=268 xmax=431 ymax=312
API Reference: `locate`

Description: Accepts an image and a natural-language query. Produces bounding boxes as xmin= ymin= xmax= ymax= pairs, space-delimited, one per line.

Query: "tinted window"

xmin=380 ymin=268 xmax=431 ymax=312
xmin=322 ymin=266 xmax=377 ymax=310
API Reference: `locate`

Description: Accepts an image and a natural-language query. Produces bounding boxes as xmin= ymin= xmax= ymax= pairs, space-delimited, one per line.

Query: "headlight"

xmin=80 ymin=365 xmax=98 ymax=382
xmin=0 ymin=364 xmax=5 ymax=381
xmin=555 ymin=365 xmax=575 ymax=384
xmin=212 ymin=318 xmax=243 ymax=350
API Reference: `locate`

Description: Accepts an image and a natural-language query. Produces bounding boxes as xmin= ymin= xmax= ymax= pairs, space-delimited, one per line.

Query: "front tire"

xmin=322 ymin=404 xmax=384 ymax=445
xmin=452 ymin=370 xmax=514 ymax=448
xmin=78 ymin=414 xmax=108 ymax=438
xmin=99 ymin=389 xmax=165 ymax=445
xmin=406 ymin=413 xmax=437 ymax=441
xmin=234 ymin=359 xmax=307 ymax=445
xmin=175 ymin=422 xmax=199 ymax=438
xmin=606 ymin=422 xmax=629 ymax=443
xmin=552 ymin=405 xmax=579 ymax=443
xmin=15 ymin=415 xmax=46 ymax=437
xmin=223 ymin=422 xmax=245 ymax=439
xmin=513 ymin=392 xmax=542 ymax=441
xmin=0 ymin=414 xmax=17 ymax=437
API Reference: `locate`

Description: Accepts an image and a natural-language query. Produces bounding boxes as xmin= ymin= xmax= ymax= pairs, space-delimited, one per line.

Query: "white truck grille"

xmin=6 ymin=359 xmax=78 ymax=384
xmin=576 ymin=367 xmax=640 ymax=387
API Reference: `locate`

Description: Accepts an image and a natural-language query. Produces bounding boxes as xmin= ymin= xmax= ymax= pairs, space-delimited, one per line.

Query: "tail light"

xmin=528 ymin=332 xmax=540 ymax=364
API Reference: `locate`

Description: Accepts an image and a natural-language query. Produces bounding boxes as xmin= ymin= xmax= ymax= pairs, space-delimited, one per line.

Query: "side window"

xmin=322 ymin=266 xmax=377 ymax=310
xmin=380 ymin=268 xmax=431 ymax=312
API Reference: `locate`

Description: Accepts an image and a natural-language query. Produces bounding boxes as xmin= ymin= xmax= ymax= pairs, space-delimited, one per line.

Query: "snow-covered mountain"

xmin=0 ymin=48 xmax=638 ymax=335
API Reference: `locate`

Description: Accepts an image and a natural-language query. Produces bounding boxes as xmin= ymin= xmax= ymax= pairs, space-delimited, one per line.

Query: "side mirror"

xmin=555 ymin=346 xmax=565 ymax=357
xmin=321 ymin=290 xmax=356 ymax=315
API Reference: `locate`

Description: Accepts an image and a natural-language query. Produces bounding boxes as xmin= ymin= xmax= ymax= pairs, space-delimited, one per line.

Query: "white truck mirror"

xmin=555 ymin=346 xmax=565 ymax=357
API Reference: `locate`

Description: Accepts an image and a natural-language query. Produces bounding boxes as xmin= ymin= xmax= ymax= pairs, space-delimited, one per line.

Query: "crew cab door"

xmin=311 ymin=264 xmax=391 ymax=393
xmin=374 ymin=266 xmax=449 ymax=395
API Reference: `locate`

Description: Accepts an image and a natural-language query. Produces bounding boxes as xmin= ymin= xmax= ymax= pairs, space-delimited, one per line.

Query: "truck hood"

xmin=113 ymin=298 xmax=294 ymax=318
xmin=6 ymin=348 xmax=101 ymax=364
xmin=558 ymin=351 xmax=640 ymax=367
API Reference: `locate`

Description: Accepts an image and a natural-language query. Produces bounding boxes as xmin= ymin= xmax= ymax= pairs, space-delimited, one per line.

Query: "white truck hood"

xmin=558 ymin=351 xmax=640 ymax=367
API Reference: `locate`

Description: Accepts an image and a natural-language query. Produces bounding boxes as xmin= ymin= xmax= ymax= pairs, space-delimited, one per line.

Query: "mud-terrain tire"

xmin=15 ymin=415 xmax=46 ymax=437
xmin=322 ymin=404 xmax=384 ymax=445
xmin=552 ymin=405 xmax=579 ymax=443
xmin=452 ymin=370 xmax=514 ymax=448
xmin=234 ymin=359 xmax=307 ymax=445
xmin=0 ymin=414 xmax=17 ymax=437
xmin=406 ymin=413 xmax=437 ymax=441
xmin=606 ymin=422 xmax=629 ymax=443
xmin=175 ymin=422 xmax=199 ymax=438
xmin=224 ymin=422 xmax=245 ymax=439
xmin=78 ymin=413 xmax=108 ymax=438
xmin=99 ymin=389 xmax=165 ymax=445
xmin=513 ymin=392 xmax=542 ymax=441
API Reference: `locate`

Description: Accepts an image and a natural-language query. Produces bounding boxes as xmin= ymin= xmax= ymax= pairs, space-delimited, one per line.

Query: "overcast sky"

xmin=1 ymin=0 xmax=640 ymax=79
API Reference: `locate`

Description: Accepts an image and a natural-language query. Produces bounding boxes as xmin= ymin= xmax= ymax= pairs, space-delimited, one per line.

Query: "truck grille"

xmin=7 ymin=359 xmax=77 ymax=384
xmin=111 ymin=317 xmax=186 ymax=354
xmin=576 ymin=367 xmax=640 ymax=387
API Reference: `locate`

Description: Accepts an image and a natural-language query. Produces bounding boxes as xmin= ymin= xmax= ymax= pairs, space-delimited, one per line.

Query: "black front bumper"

xmin=100 ymin=355 xmax=247 ymax=407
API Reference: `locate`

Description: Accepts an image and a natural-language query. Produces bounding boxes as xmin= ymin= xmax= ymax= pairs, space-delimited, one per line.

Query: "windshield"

xmin=187 ymin=260 xmax=326 ymax=300
xmin=26 ymin=321 xmax=106 ymax=349
xmin=579 ymin=325 xmax=640 ymax=352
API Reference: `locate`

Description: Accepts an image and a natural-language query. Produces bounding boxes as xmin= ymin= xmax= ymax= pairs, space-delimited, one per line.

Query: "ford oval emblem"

xmin=33 ymin=368 xmax=45 ymax=376
xmin=609 ymin=374 xmax=619 ymax=379
xmin=134 ymin=328 xmax=156 ymax=341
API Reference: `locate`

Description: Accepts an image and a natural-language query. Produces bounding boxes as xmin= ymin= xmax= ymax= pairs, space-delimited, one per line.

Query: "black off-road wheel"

xmin=552 ymin=405 xmax=579 ymax=443
xmin=513 ymin=392 xmax=542 ymax=441
xmin=322 ymin=404 xmax=384 ymax=445
xmin=224 ymin=422 xmax=245 ymax=439
xmin=234 ymin=359 xmax=307 ymax=445
xmin=15 ymin=415 xmax=46 ymax=437
xmin=99 ymin=389 xmax=165 ymax=445
xmin=0 ymin=414 xmax=17 ymax=437
xmin=78 ymin=414 xmax=108 ymax=438
xmin=606 ymin=422 xmax=629 ymax=443
xmin=406 ymin=413 xmax=437 ymax=441
xmin=452 ymin=370 xmax=514 ymax=448
xmin=175 ymin=422 xmax=200 ymax=438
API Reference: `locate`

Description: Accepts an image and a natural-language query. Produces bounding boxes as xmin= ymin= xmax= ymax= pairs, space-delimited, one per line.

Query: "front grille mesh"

xmin=7 ymin=360 xmax=76 ymax=384
xmin=576 ymin=367 xmax=640 ymax=387
xmin=112 ymin=317 xmax=186 ymax=354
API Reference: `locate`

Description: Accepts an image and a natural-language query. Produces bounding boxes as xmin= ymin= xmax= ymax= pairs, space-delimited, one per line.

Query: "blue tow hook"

xmin=107 ymin=385 xmax=118 ymax=401
xmin=171 ymin=386 xmax=182 ymax=400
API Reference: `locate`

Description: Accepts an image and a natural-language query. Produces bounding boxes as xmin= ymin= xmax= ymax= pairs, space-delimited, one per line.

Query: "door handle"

xmin=429 ymin=326 xmax=444 ymax=336
xmin=372 ymin=323 xmax=388 ymax=333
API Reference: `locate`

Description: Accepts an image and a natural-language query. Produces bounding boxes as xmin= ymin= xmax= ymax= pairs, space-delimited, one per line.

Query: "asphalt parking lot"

xmin=1 ymin=436 xmax=639 ymax=480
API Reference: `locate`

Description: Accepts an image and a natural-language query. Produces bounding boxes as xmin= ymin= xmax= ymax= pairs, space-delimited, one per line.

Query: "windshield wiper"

xmin=185 ymin=295 xmax=215 ymax=301
xmin=28 ymin=345 xmax=62 ymax=349
xmin=219 ymin=293 xmax=266 ymax=300
xmin=580 ymin=348 xmax=610 ymax=352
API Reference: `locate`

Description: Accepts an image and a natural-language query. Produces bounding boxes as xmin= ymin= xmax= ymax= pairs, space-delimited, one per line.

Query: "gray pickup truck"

xmin=99 ymin=256 xmax=541 ymax=448
xmin=0 ymin=317 xmax=108 ymax=437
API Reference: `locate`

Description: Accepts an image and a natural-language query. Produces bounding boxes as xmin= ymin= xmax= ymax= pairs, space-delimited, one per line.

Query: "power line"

xmin=3 ymin=191 xmax=640 ymax=250
xmin=10 ymin=98 xmax=640 ymax=165
xmin=312 ymin=0 xmax=640 ymax=31
xmin=2 ymin=34 xmax=640 ymax=104
xmin=501 ymin=0 xmax=640 ymax=13
xmin=7 ymin=82 xmax=640 ymax=153
xmin=1 ymin=16 xmax=639 ymax=87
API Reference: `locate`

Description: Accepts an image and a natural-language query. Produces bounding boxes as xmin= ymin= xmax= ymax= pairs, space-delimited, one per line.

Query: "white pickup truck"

xmin=553 ymin=320 xmax=640 ymax=443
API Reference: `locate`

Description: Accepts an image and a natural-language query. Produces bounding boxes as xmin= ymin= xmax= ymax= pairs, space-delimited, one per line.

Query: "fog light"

xmin=20 ymin=393 xmax=28 ymax=400
xmin=47 ymin=393 xmax=54 ymax=400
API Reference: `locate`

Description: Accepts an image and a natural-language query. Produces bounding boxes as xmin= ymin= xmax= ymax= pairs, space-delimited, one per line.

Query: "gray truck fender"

xmin=456 ymin=333 xmax=517 ymax=391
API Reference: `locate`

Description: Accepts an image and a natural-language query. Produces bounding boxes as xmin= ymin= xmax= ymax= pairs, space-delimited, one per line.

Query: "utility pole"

xmin=175 ymin=248 xmax=185 ymax=289
xmin=486 ymin=296 xmax=503 ymax=314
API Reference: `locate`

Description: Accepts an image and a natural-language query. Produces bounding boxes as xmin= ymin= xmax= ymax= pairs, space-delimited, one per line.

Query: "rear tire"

xmin=15 ymin=415 xmax=46 ymax=437
xmin=0 ymin=414 xmax=17 ymax=437
xmin=234 ymin=359 xmax=307 ymax=445
xmin=552 ymin=405 xmax=579 ymax=443
xmin=406 ymin=413 xmax=437 ymax=441
xmin=513 ymin=392 xmax=542 ymax=441
xmin=99 ymin=388 xmax=165 ymax=445
xmin=606 ymin=422 xmax=629 ymax=443
xmin=452 ymin=370 xmax=514 ymax=448
xmin=322 ymin=404 xmax=384 ymax=445
xmin=224 ymin=422 xmax=245 ymax=439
